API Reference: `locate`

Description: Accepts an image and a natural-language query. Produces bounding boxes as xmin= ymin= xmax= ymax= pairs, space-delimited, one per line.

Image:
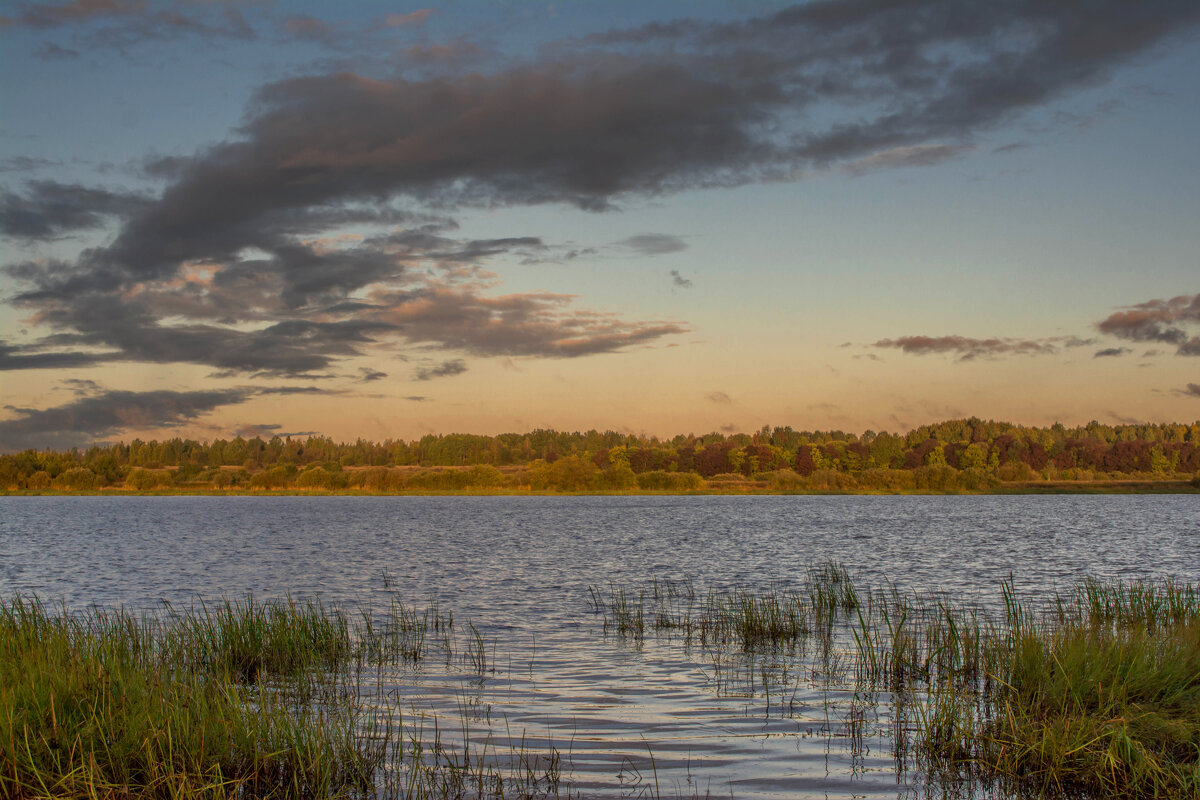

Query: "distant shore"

xmin=6 ymin=478 xmax=1197 ymax=497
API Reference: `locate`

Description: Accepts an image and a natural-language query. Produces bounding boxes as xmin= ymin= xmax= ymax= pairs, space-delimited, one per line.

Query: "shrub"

xmin=55 ymin=467 xmax=97 ymax=490
xmin=126 ymin=467 xmax=169 ymax=490
xmin=808 ymin=469 xmax=858 ymax=491
xmin=856 ymin=469 xmax=916 ymax=492
xmin=636 ymin=470 xmax=704 ymax=491
xmin=592 ymin=465 xmax=637 ymax=490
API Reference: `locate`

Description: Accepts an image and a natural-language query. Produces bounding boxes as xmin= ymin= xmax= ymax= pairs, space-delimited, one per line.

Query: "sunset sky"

xmin=2 ymin=0 xmax=1199 ymax=451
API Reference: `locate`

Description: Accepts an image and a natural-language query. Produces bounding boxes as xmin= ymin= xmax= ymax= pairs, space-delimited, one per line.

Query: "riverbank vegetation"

xmin=588 ymin=571 xmax=1200 ymax=799
xmin=3 ymin=417 xmax=1199 ymax=494
xmin=0 ymin=595 xmax=564 ymax=799
xmin=6 ymin=570 xmax=1197 ymax=798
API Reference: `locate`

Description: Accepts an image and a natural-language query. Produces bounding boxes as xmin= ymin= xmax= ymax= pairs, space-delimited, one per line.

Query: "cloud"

xmin=1096 ymin=293 xmax=1200 ymax=356
xmin=873 ymin=335 xmax=1059 ymax=361
xmin=669 ymin=269 xmax=692 ymax=289
xmin=719 ymin=423 xmax=739 ymax=434
xmin=1173 ymin=383 xmax=1200 ymax=399
xmin=0 ymin=0 xmax=144 ymax=28
xmin=413 ymin=358 xmax=467 ymax=381
xmin=707 ymin=391 xmax=732 ymax=404
xmin=379 ymin=9 xmax=433 ymax=28
xmin=281 ymin=14 xmax=335 ymax=42
xmin=0 ymin=0 xmax=255 ymax=47
xmin=402 ymin=395 xmax=428 ymax=402
xmin=61 ymin=377 xmax=102 ymax=396
xmin=1094 ymin=347 xmax=1131 ymax=358
xmin=357 ymin=367 xmax=387 ymax=382
xmin=0 ymin=180 xmax=149 ymax=241
xmin=0 ymin=339 xmax=119 ymax=370
xmin=617 ymin=233 xmax=687 ymax=256
xmin=234 ymin=423 xmax=318 ymax=439
xmin=0 ymin=387 xmax=252 ymax=452
xmin=6 ymin=223 xmax=684 ymax=376
xmin=33 ymin=41 xmax=81 ymax=59
xmin=840 ymin=143 xmax=974 ymax=176
xmin=6 ymin=2 xmax=1196 ymax=389
xmin=0 ymin=156 xmax=61 ymax=172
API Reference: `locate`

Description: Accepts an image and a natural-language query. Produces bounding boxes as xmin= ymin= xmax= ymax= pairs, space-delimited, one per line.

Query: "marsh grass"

xmin=0 ymin=594 xmax=561 ymax=800
xmin=590 ymin=566 xmax=1200 ymax=799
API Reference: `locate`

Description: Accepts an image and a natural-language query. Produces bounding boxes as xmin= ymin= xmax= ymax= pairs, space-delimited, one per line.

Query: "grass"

xmin=0 ymin=593 xmax=568 ymax=799
xmin=7 ymin=569 xmax=1197 ymax=798
xmin=590 ymin=568 xmax=1200 ymax=799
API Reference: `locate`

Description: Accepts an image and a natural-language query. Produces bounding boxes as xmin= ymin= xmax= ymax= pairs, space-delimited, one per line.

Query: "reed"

xmin=591 ymin=564 xmax=1200 ymax=799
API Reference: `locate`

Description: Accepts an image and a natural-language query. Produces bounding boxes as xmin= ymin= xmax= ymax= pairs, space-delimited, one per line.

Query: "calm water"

xmin=2 ymin=495 xmax=1197 ymax=798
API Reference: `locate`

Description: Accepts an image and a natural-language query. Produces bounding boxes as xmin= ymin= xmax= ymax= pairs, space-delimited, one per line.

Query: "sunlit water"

xmin=2 ymin=495 xmax=1197 ymax=798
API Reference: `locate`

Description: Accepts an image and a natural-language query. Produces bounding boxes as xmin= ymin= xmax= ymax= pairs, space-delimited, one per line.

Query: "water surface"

xmin=2 ymin=495 xmax=1196 ymax=797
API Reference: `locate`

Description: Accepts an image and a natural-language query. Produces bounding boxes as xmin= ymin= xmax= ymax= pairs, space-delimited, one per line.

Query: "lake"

xmin=2 ymin=494 xmax=1197 ymax=798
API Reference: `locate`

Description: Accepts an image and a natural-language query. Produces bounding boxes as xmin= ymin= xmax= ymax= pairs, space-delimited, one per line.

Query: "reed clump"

xmin=0 ymin=593 xmax=548 ymax=799
xmin=592 ymin=565 xmax=1200 ymax=799
xmin=0 ymin=596 xmax=372 ymax=799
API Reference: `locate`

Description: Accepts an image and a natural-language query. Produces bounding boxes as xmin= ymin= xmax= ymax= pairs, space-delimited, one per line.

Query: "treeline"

xmin=2 ymin=418 xmax=1199 ymax=492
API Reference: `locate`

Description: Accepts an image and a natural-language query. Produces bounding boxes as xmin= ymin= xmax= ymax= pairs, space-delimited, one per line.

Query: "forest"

xmin=3 ymin=418 xmax=1199 ymax=493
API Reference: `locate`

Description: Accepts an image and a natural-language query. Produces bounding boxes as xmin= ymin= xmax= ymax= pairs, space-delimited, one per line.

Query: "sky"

xmin=1 ymin=0 xmax=1199 ymax=452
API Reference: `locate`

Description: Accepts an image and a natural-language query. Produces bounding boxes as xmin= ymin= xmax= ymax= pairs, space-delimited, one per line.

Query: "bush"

xmin=912 ymin=465 xmax=960 ymax=492
xmin=706 ymin=472 xmax=746 ymax=483
xmin=25 ymin=471 xmax=51 ymax=490
xmin=126 ymin=467 xmax=170 ymax=490
xmin=856 ymin=469 xmax=916 ymax=492
xmin=527 ymin=456 xmax=597 ymax=491
xmin=249 ymin=465 xmax=290 ymax=489
xmin=808 ymin=469 xmax=858 ymax=491
xmin=211 ymin=469 xmax=237 ymax=488
xmin=636 ymin=470 xmax=704 ymax=491
xmin=591 ymin=465 xmax=637 ymax=490
xmin=753 ymin=469 xmax=805 ymax=490
xmin=996 ymin=461 xmax=1033 ymax=482
xmin=295 ymin=468 xmax=334 ymax=489
xmin=55 ymin=467 xmax=97 ymax=490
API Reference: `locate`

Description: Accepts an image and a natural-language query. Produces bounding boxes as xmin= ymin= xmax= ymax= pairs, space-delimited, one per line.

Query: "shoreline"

xmin=4 ymin=479 xmax=1197 ymax=497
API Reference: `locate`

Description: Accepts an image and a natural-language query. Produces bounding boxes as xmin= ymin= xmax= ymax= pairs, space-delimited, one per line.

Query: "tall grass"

xmin=590 ymin=565 xmax=1200 ymax=799
xmin=0 ymin=594 xmax=554 ymax=799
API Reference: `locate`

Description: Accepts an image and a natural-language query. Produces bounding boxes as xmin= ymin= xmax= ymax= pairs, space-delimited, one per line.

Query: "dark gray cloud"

xmin=1097 ymin=293 xmax=1200 ymax=356
xmin=0 ymin=387 xmax=252 ymax=452
xmin=33 ymin=41 xmax=80 ymax=59
xmin=618 ymin=233 xmax=688 ymax=256
xmin=0 ymin=0 xmax=256 ymax=48
xmin=364 ymin=284 xmax=686 ymax=359
xmin=357 ymin=367 xmax=387 ymax=382
xmin=61 ymin=377 xmax=101 ymax=396
xmin=669 ymin=269 xmax=693 ymax=289
xmin=6 ymin=2 xmax=1195 ymax=388
xmin=874 ymin=335 xmax=1059 ymax=361
xmin=0 ymin=180 xmax=149 ymax=241
xmin=0 ymin=339 xmax=118 ymax=370
xmin=413 ymin=358 xmax=467 ymax=381
xmin=60 ymin=2 xmax=1200 ymax=284
xmin=1094 ymin=347 xmax=1131 ymax=358
xmin=234 ymin=423 xmax=319 ymax=439
xmin=1179 ymin=383 xmax=1200 ymax=399
xmin=0 ymin=0 xmax=145 ymax=28
xmin=0 ymin=156 xmax=61 ymax=172
xmin=707 ymin=391 xmax=732 ymax=404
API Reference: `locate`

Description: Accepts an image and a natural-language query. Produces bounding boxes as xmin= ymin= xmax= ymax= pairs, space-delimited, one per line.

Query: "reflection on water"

xmin=1 ymin=495 xmax=1196 ymax=797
